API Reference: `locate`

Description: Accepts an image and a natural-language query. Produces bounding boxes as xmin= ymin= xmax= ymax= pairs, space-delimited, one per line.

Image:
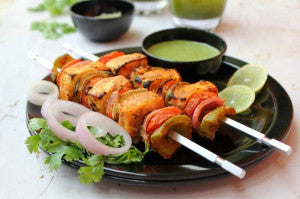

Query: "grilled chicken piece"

xmin=118 ymin=91 xmax=165 ymax=143
xmin=87 ymin=76 xmax=133 ymax=114
xmin=167 ymin=81 xmax=218 ymax=109
xmin=105 ymin=53 xmax=148 ymax=78
xmin=58 ymin=61 xmax=108 ymax=101
xmin=130 ymin=66 xmax=182 ymax=92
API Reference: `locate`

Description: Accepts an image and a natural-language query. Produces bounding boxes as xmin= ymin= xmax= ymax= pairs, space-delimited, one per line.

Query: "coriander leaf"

xmin=44 ymin=142 xmax=67 ymax=171
xmin=64 ymin=146 xmax=84 ymax=162
xmin=25 ymin=134 xmax=41 ymax=153
xmin=97 ymin=134 xmax=125 ymax=148
xmin=78 ymin=155 xmax=104 ymax=184
xmin=104 ymin=146 xmax=147 ymax=164
xmin=44 ymin=151 xmax=65 ymax=171
xmin=30 ymin=21 xmax=76 ymax=40
xmin=44 ymin=142 xmax=85 ymax=171
xmin=60 ymin=23 xmax=77 ymax=34
xmin=28 ymin=118 xmax=48 ymax=131
xmin=28 ymin=0 xmax=82 ymax=17
xmin=61 ymin=120 xmax=75 ymax=131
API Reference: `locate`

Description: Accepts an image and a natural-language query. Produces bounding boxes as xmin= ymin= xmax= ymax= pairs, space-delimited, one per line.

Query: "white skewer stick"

xmin=220 ymin=117 xmax=291 ymax=155
xmin=27 ymin=52 xmax=246 ymax=179
xmin=168 ymin=131 xmax=245 ymax=179
xmin=28 ymin=52 xmax=53 ymax=70
xmin=63 ymin=43 xmax=99 ymax=62
xmin=63 ymin=45 xmax=292 ymax=156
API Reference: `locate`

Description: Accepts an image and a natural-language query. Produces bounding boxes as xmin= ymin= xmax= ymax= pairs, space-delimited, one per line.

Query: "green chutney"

xmin=147 ymin=40 xmax=220 ymax=62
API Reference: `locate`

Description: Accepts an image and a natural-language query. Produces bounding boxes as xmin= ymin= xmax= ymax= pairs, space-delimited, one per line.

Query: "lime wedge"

xmin=219 ymin=85 xmax=255 ymax=114
xmin=228 ymin=64 xmax=268 ymax=93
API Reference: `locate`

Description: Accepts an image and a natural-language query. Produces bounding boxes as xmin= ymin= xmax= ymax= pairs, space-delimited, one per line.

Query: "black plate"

xmin=26 ymin=47 xmax=293 ymax=185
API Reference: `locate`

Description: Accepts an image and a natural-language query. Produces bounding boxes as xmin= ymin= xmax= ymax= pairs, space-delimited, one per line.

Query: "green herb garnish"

xmin=28 ymin=0 xmax=81 ymax=39
xmin=28 ymin=0 xmax=81 ymax=16
xmin=30 ymin=21 xmax=76 ymax=40
xmin=25 ymin=118 xmax=149 ymax=184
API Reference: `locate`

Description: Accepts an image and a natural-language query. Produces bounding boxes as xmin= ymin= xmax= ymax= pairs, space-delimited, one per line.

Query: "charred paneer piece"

xmin=105 ymin=53 xmax=148 ymax=78
xmin=58 ymin=61 xmax=108 ymax=101
xmin=87 ymin=76 xmax=133 ymax=114
xmin=167 ymin=81 xmax=218 ymax=109
xmin=130 ymin=66 xmax=182 ymax=92
xmin=118 ymin=91 xmax=165 ymax=143
xmin=75 ymin=70 xmax=112 ymax=103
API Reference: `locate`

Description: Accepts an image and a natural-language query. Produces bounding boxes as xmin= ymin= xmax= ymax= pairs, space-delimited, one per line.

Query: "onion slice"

xmin=27 ymin=80 xmax=59 ymax=106
xmin=77 ymin=111 xmax=132 ymax=156
xmin=44 ymin=99 xmax=91 ymax=141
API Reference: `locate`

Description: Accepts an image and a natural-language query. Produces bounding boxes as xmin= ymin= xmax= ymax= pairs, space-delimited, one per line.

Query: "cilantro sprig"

xmin=26 ymin=118 xmax=149 ymax=184
xmin=28 ymin=0 xmax=82 ymax=17
xmin=30 ymin=21 xmax=76 ymax=40
xmin=28 ymin=0 xmax=81 ymax=39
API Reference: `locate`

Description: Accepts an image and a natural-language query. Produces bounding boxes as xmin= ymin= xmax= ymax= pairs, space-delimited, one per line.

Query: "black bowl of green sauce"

xmin=142 ymin=28 xmax=227 ymax=81
xmin=71 ymin=0 xmax=134 ymax=41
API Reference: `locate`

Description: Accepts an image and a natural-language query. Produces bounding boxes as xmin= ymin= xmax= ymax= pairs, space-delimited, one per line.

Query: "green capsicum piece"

xmin=200 ymin=106 xmax=236 ymax=140
xmin=150 ymin=115 xmax=192 ymax=159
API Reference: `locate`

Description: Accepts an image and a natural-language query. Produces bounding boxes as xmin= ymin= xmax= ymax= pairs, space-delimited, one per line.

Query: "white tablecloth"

xmin=0 ymin=0 xmax=299 ymax=198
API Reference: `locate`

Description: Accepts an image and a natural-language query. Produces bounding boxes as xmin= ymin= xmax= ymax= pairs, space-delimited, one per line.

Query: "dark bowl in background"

xmin=71 ymin=0 xmax=134 ymax=42
xmin=142 ymin=28 xmax=227 ymax=81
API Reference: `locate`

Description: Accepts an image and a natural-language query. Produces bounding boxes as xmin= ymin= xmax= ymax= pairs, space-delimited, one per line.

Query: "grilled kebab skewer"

xmin=62 ymin=43 xmax=291 ymax=155
xmin=28 ymin=52 xmax=246 ymax=179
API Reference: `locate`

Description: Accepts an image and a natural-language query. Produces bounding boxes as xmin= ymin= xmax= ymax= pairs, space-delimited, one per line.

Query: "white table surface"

xmin=0 ymin=0 xmax=299 ymax=198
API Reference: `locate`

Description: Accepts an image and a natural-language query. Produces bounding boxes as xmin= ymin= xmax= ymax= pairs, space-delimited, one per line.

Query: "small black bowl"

xmin=71 ymin=0 xmax=134 ymax=41
xmin=142 ymin=28 xmax=227 ymax=81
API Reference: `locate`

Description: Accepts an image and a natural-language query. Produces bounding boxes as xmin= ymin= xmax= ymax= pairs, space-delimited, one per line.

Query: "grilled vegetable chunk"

xmin=87 ymin=76 xmax=133 ymax=114
xmin=200 ymin=106 xmax=236 ymax=140
xmin=141 ymin=106 xmax=182 ymax=146
xmin=58 ymin=61 xmax=108 ymax=101
xmin=130 ymin=66 xmax=182 ymax=92
xmin=151 ymin=115 xmax=192 ymax=159
xmin=192 ymin=97 xmax=224 ymax=140
xmin=167 ymin=81 xmax=218 ymax=109
xmin=118 ymin=91 xmax=165 ymax=143
xmin=105 ymin=53 xmax=147 ymax=78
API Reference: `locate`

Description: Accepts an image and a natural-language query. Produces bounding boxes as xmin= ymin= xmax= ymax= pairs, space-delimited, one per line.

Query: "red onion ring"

xmin=77 ymin=111 xmax=132 ymax=156
xmin=27 ymin=80 xmax=59 ymax=106
xmin=44 ymin=99 xmax=91 ymax=141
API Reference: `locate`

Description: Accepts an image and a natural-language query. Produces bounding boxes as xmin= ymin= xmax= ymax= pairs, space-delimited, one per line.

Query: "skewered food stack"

xmin=50 ymin=51 xmax=235 ymax=159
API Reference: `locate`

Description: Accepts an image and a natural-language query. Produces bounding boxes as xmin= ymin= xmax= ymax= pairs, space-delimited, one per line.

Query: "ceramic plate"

xmin=26 ymin=47 xmax=293 ymax=185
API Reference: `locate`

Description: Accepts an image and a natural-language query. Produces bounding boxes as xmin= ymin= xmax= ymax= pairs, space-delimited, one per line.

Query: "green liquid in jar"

xmin=147 ymin=40 xmax=220 ymax=62
xmin=169 ymin=0 xmax=226 ymax=19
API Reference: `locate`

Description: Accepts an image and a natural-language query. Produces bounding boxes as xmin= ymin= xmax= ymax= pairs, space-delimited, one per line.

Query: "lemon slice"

xmin=219 ymin=85 xmax=255 ymax=114
xmin=228 ymin=64 xmax=268 ymax=93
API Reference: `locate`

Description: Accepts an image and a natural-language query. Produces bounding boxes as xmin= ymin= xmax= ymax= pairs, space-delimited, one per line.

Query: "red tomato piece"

xmin=145 ymin=106 xmax=183 ymax=136
xmin=192 ymin=97 xmax=224 ymax=131
xmin=184 ymin=92 xmax=218 ymax=118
